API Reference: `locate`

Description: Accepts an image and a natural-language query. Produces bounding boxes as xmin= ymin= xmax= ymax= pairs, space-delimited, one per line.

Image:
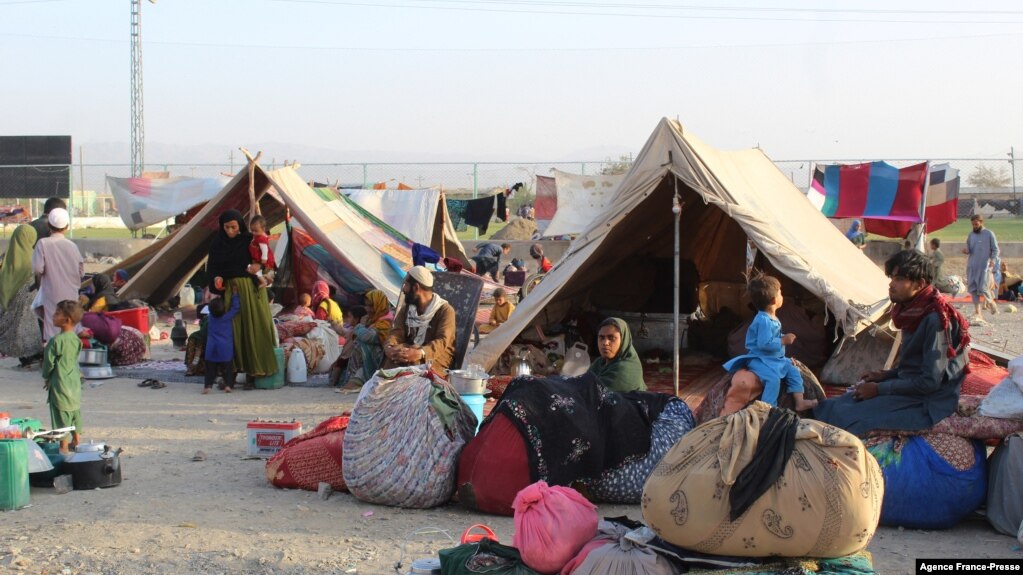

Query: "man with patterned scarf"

xmin=814 ymin=249 xmax=971 ymax=436
xmin=383 ymin=266 xmax=457 ymax=374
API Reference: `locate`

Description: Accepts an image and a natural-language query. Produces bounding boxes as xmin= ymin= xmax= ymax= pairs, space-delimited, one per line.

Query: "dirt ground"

xmin=2 ymin=257 xmax=1022 ymax=574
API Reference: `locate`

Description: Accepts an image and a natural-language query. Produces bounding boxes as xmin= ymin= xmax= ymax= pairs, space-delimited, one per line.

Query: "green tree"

xmin=600 ymin=154 xmax=633 ymax=176
xmin=967 ymin=164 xmax=1011 ymax=188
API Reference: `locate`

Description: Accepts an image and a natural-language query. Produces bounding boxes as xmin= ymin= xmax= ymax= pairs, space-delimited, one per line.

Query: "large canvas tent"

xmin=467 ymin=118 xmax=892 ymax=371
xmin=119 ymin=165 xmax=463 ymax=305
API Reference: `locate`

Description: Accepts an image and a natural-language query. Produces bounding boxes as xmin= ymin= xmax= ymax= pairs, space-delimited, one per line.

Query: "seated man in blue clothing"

xmin=470 ymin=242 xmax=511 ymax=281
xmin=814 ymin=250 xmax=971 ymax=436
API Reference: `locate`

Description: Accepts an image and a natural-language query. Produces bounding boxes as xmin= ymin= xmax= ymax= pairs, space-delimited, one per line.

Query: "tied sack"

xmin=342 ymin=368 xmax=477 ymax=508
xmin=513 ymin=481 xmax=598 ymax=574
xmin=642 ymin=401 xmax=883 ymax=558
xmin=265 ymin=415 xmax=350 ymax=492
xmin=561 ymin=520 xmax=676 ymax=575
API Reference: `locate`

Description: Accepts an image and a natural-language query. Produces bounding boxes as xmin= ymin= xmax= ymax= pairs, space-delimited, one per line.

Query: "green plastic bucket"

xmin=0 ymin=439 xmax=30 ymax=510
xmin=254 ymin=347 xmax=285 ymax=390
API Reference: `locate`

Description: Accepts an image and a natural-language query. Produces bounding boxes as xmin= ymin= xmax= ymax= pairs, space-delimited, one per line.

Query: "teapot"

xmin=512 ymin=349 xmax=532 ymax=378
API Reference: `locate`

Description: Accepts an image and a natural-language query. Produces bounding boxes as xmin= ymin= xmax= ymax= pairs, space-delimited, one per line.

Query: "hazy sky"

xmin=2 ymin=0 xmax=1022 ymax=162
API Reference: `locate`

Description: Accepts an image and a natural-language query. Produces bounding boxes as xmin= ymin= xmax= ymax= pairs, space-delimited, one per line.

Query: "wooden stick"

xmin=239 ymin=147 xmax=263 ymax=219
xmin=883 ymin=331 xmax=902 ymax=371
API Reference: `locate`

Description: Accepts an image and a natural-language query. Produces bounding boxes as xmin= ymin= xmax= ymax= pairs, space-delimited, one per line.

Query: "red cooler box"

xmin=246 ymin=420 xmax=302 ymax=457
xmin=107 ymin=307 xmax=150 ymax=334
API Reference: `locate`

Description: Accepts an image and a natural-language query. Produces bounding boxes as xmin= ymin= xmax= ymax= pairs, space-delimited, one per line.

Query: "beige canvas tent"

xmin=466 ymin=118 xmax=892 ymax=371
xmin=118 ymin=164 xmax=462 ymax=305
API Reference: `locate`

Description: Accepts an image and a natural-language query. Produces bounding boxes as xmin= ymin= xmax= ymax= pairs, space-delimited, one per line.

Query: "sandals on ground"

xmin=150 ymin=380 xmax=167 ymax=389
xmin=137 ymin=378 xmax=158 ymax=387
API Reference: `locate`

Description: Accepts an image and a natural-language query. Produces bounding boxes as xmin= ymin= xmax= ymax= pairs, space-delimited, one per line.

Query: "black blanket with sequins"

xmin=490 ymin=373 xmax=673 ymax=486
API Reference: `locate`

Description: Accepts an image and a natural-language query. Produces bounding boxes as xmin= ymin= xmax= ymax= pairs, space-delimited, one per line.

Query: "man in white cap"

xmin=383 ymin=265 xmax=457 ymax=374
xmin=32 ymin=207 xmax=83 ymax=342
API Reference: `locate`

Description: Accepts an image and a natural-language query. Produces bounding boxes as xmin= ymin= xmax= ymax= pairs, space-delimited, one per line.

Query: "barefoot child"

xmin=203 ymin=294 xmax=240 ymax=394
xmin=42 ymin=300 xmax=83 ymax=453
xmin=723 ymin=274 xmax=817 ymax=411
xmin=248 ymin=215 xmax=276 ymax=288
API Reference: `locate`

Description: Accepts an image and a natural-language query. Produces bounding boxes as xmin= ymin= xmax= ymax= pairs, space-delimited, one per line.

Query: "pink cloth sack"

xmin=512 ymin=481 xmax=598 ymax=574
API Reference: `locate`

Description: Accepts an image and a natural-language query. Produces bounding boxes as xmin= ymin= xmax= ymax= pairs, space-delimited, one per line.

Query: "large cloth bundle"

xmin=987 ymin=434 xmax=1023 ymax=536
xmin=589 ymin=399 xmax=696 ymax=504
xmin=439 ymin=538 xmax=541 ymax=575
xmin=513 ymin=481 xmax=598 ymax=574
xmin=265 ymin=415 xmax=349 ymax=491
xmin=342 ymin=367 xmax=476 ymax=508
xmin=491 ymin=374 xmax=671 ymax=487
xmin=561 ymin=520 xmax=676 ymax=575
xmin=866 ymin=433 xmax=986 ymax=529
xmin=643 ymin=402 xmax=883 ymax=558
xmin=456 ymin=412 xmax=532 ymax=516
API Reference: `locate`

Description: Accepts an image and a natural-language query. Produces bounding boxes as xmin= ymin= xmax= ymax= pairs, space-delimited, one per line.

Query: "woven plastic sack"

xmin=868 ymin=433 xmax=986 ymax=529
xmin=265 ymin=415 xmax=349 ymax=491
xmin=643 ymin=401 xmax=883 ymax=558
xmin=342 ymin=368 xmax=476 ymax=508
xmin=512 ymin=481 xmax=598 ymax=574
xmin=589 ymin=399 xmax=695 ymax=504
xmin=987 ymin=434 xmax=1023 ymax=536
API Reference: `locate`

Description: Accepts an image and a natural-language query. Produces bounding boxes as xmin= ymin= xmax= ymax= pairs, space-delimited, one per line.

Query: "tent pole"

xmin=671 ymin=155 xmax=681 ymax=398
xmin=913 ymin=161 xmax=931 ymax=251
xmin=439 ymin=190 xmax=447 ymax=261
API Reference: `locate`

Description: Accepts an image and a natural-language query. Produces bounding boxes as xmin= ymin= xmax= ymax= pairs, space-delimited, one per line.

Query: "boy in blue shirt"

xmin=723 ymin=275 xmax=816 ymax=411
xmin=203 ymin=294 xmax=240 ymax=394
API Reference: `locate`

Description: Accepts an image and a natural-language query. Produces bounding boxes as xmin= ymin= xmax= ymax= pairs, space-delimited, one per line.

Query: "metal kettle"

xmin=512 ymin=349 xmax=532 ymax=378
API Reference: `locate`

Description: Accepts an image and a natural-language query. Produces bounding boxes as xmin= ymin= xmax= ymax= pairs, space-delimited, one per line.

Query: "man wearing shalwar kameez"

xmin=813 ymin=250 xmax=970 ymax=436
xmin=32 ymin=208 xmax=83 ymax=343
xmin=962 ymin=214 xmax=1000 ymax=323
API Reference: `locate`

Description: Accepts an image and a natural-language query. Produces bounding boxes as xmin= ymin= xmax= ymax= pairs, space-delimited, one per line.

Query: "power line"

xmin=2 ymin=30 xmax=1021 ymax=51
xmin=270 ymin=0 xmax=1023 ymax=24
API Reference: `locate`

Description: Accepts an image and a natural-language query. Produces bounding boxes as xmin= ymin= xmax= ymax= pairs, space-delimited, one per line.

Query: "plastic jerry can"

xmin=254 ymin=347 xmax=286 ymax=390
xmin=287 ymin=347 xmax=307 ymax=384
xmin=0 ymin=439 xmax=30 ymax=510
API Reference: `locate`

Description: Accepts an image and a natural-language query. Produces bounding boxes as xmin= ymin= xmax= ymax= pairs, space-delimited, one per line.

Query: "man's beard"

xmin=973 ymin=227 xmax=983 ymax=234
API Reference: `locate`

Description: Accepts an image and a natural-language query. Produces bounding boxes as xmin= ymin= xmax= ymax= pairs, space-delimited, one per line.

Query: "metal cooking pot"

xmin=448 ymin=370 xmax=489 ymax=395
xmin=63 ymin=442 xmax=123 ymax=490
xmin=78 ymin=348 xmax=108 ymax=366
xmin=81 ymin=365 xmax=114 ymax=380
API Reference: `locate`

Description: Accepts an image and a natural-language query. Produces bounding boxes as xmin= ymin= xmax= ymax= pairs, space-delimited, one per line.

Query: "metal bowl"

xmin=81 ymin=365 xmax=114 ymax=380
xmin=78 ymin=349 xmax=108 ymax=366
xmin=448 ymin=369 xmax=489 ymax=395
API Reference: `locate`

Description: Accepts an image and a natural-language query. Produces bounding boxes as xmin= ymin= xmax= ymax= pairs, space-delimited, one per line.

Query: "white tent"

xmin=344 ymin=187 xmax=470 ymax=267
xmin=466 ymin=118 xmax=891 ymax=371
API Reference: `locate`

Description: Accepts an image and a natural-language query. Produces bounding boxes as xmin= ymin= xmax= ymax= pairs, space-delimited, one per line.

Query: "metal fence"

xmin=0 ymin=156 xmax=1019 ymax=218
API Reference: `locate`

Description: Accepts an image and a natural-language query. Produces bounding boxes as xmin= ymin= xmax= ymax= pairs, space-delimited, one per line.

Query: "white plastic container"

xmin=178 ymin=284 xmax=196 ymax=308
xmin=287 ymin=347 xmax=307 ymax=384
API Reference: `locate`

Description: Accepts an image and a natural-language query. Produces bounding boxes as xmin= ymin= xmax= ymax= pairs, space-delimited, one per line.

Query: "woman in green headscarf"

xmin=0 ymin=224 xmax=44 ymax=365
xmin=588 ymin=317 xmax=646 ymax=393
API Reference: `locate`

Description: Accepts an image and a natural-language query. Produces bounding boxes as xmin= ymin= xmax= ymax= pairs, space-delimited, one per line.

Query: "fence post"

xmin=362 ymin=164 xmax=368 ymax=189
xmin=581 ymin=162 xmax=586 ymax=175
xmin=473 ymin=163 xmax=479 ymax=240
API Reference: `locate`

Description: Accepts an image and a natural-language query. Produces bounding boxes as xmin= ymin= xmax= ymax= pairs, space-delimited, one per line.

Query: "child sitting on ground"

xmin=43 ymin=300 xmax=84 ymax=453
xmin=203 ymin=294 xmax=240 ymax=394
xmin=248 ymin=215 xmax=276 ymax=288
xmin=722 ymin=274 xmax=817 ymax=412
xmin=489 ymin=288 xmax=515 ymax=327
xmin=293 ymin=293 xmax=314 ymax=318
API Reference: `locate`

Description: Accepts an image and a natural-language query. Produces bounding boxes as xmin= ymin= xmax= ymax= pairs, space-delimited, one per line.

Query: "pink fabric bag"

xmin=512 ymin=481 xmax=598 ymax=574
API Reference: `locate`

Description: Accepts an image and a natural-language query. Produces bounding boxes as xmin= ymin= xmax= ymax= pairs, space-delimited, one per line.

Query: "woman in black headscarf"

xmin=207 ymin=209 xmax=277 ymax=385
